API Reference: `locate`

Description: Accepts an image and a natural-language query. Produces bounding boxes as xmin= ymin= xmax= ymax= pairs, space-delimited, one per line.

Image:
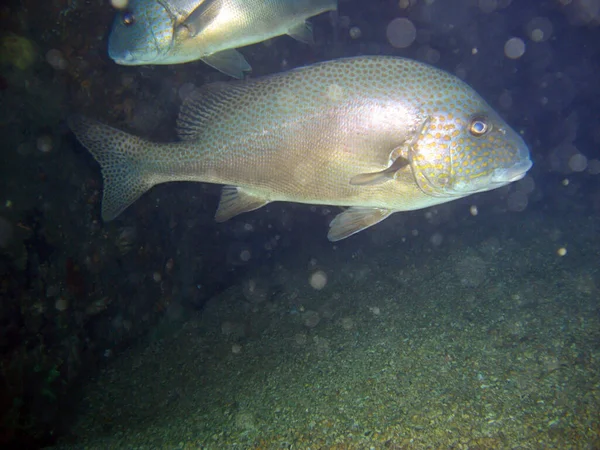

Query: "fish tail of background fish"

xmin=68 ymin=115 xmax=158 ymax=221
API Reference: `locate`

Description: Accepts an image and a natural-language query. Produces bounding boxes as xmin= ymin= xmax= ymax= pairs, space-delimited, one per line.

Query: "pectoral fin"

xmin=180 ymin=0 xmax=223 ymax=37
xmin=349 ymin=156 xmax=410 ymax=186
xmin=287 ymin=21 xmax=314 ymax=44
xmin=201 ymin=49 xmax=251 ymax=79
xmin=215 ymin=186 xmax=269 ymax=222
xmin=328 ymin=207 xmax=394 ymax=242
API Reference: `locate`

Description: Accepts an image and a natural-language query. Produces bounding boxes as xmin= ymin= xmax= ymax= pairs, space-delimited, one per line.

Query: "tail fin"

xmin=68 ymin=115 xmax=154 ymax=221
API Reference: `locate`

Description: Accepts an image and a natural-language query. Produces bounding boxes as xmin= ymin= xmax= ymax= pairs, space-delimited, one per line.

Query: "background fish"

xmin=69 ymin=56 xmax=532 ymax=241
xmin=108 ymin=0 xmax=337 ymax=78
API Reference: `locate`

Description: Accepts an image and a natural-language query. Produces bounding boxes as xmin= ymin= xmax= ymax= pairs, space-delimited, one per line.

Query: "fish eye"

xmin=122 ymin=11 xmax=135 ymax=26
xmin=469 ymin=117 xmax=490 ymax=136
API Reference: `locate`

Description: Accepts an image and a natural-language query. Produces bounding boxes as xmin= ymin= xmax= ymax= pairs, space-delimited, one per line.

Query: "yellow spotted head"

xmin=409 ymin=81 xmax=532 ymax=198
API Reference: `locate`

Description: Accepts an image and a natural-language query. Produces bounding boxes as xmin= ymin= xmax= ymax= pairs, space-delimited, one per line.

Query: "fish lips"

xmin=471 ymin=155 xmax=533 ymax=194
xmin=109 ymin=48 xmax=136 ymax=65
xmin=108 ymin=46 xmax=162 ymax=65
xmin=417 ymin=151 xmax=533 ymax=197
xmin=491 ymin=149 xmax=533 ymax=184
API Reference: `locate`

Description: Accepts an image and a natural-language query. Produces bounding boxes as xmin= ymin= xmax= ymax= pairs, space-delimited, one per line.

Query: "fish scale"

xmin=69 ymin=56 xmax=532 ymax=241
xmin=108 ymin=0 xmax=337 ymax=77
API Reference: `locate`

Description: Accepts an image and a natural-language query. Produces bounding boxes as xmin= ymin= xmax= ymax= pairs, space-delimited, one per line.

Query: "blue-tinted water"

xmin=0 ymin=0 xmax=598 ymax=448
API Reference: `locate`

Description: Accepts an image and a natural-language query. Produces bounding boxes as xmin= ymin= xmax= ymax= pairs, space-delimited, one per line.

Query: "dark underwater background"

xmin=1 ymin=0 xmax=599 ymax=448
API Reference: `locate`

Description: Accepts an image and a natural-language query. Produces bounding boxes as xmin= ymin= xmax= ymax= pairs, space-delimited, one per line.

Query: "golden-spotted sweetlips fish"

xmin=69 ymin=56 xmax=532 ymax=241
xmin=108 ymin=0 xmax=337 ymax=78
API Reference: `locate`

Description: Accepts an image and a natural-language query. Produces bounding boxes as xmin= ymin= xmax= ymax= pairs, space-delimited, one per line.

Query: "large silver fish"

xmin=108 ymin=0 xmax=337 ymax=78
xmin=69 ymin=56 xmax=532 ymax=241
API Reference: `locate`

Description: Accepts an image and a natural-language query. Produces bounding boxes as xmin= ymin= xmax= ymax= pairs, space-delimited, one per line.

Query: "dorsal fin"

xmin=176 ymin=81 xmax=248 ymax=140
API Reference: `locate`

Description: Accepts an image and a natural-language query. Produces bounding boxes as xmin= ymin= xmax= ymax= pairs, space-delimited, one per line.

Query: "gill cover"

xmin=409 ymin=115 xmax=453 ymax=197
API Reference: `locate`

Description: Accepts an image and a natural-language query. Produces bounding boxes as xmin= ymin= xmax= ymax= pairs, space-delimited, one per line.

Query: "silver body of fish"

xmin=108 ymin=0 xmax=337 ymax=78
xmin=69 ymin=56 xmax=532 ymax=241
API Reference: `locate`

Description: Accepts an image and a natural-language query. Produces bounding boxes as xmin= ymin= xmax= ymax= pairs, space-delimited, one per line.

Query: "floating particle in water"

xmin=226 ymin=242 xmax=252 ymax=266
xmin=85 ymin=297 xmax=112 ymax=316
xmin=349 ymin=26 xmax=361 ymax=39
xmin=45 ymin=49 xmax=68 ymax=70
xmin=303 ymin=310 xmax=321 ymax=328
xmin=368 ymin=306 xmax=381 ymax=316
xmin=235 ymin=411 xmax=255 ymax=431
xmin=386 ymin=18 xmax=417 ymax=48
xmin=231 ymin=343 xmax=242 ymax=354
xmin=469 ymin=205 xmax=478 ymax=216
xmin=111 ymin=0 xmax=129 ymax=9
xmin=340 ymin=317 xmax=354 ymax=330
xmin=504 ymin=37 xmax=526 ymax=59
xmin=294 ymin=333 xmax=308 ymax=346
xmin=568 ymin=153 xmax=588 ymax=172
xmin=416 ymin=45 xmax=440 ymax=64
xmin=55 ymin=297 xmax=69 ymax=311
xmin=557 ymin=247 xmax=567 ymax=257
xmin=430 ymin=232 xmax=443 ymax=247
xmin=507 ymin=191 xmax=529 ymax=212
xmin=178 ymin=82 xmax=195 ymax=101
xmin=334 ymin=15 xmax=351 ymax=28
xmin=455 ymin=254 xmax=487 ymax=288
xmin=550 ymin=143 xmax=580 ymax=173
xmin=519 ymin=176 xmax=536 ymax=195
xmin=239 ymin=249 xmax=251 ymax=262
xmin=454 ymin=63 xmax=468 ymax=80
xmin=37 ymin=135 xmax=53 ymax=153
xmin=242 ymin=278 xmax=269 ymax=304
xmin=116 ymin=226 xmax=137 ymax=255
xmin=309 ymin=270 xmax=327 ymax=290
xmin=526 ymin=17 xmax=553 ymax=42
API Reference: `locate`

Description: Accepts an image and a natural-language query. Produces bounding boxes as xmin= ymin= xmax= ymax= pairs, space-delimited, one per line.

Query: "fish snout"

xmin=109 ymin=48 xmax=136 ymax=65
xmin=491 ymin=146 xmax=533 ymax=184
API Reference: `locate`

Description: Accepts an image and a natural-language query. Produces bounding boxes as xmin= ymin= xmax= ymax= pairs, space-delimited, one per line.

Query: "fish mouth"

xmin=109 ymin=49 xmax=138 ymax=65
xmin=109 ymin=48 xmax=164 ymax=66
xmin=491 ymin=151 xmax=533 ymax=184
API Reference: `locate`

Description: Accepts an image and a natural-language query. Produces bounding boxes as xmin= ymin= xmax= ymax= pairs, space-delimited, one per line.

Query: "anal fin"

xmin=215 ymin=186 xmax=269 ymax=222
xmin=328 ymin=207 xmax=393 ymax=242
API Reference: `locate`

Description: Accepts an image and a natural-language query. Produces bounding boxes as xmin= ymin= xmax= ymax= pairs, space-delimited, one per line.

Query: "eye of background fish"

xmin=469 ymin=117 xmax=490 ymax=136
xmin=122 ymin=11 xmax=135 ymax=26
